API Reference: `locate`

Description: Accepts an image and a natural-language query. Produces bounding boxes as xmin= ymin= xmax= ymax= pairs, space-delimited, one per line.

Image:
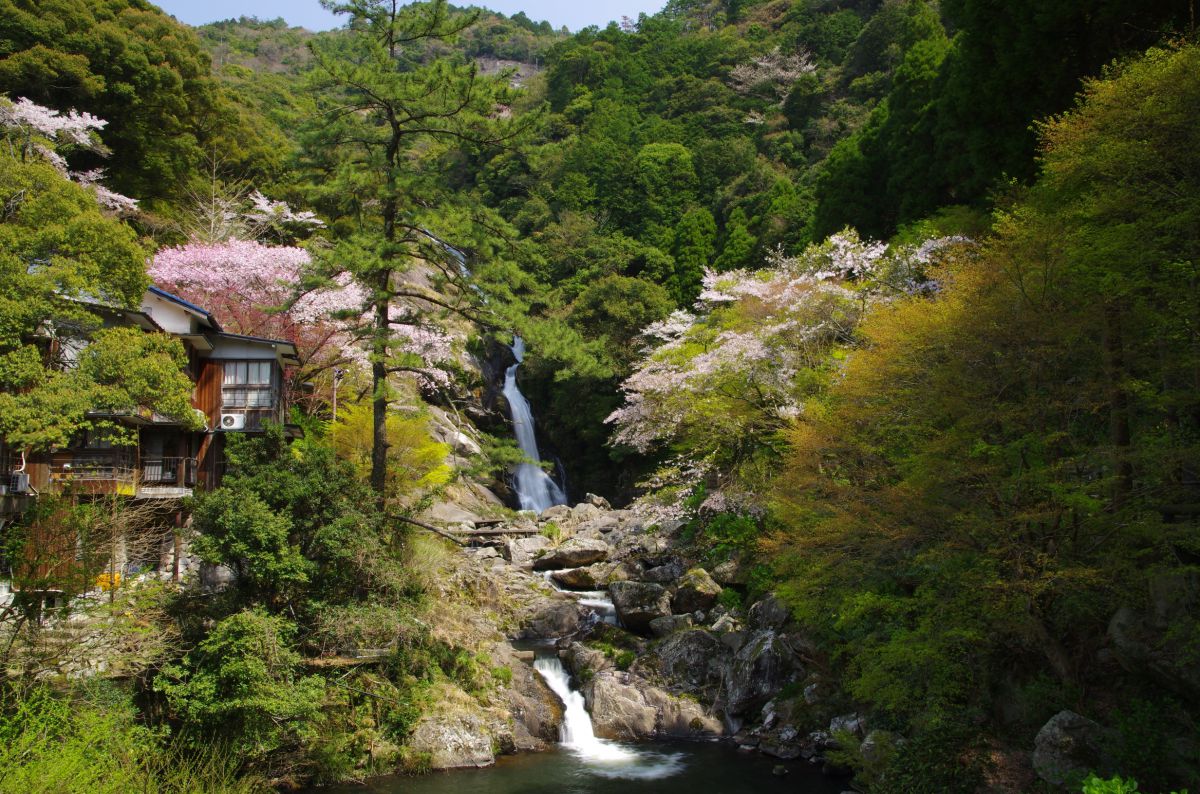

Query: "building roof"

xmin=146 ymin=285 xmax=223 ymax=333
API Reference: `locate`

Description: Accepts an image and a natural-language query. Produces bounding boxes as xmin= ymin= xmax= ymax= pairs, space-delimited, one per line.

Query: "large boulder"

xmin=551 ymin=564 xmax=603 ymax=590
xmin=609 ymin=581 xmax=672 ymax=634
xmin=407 ymin=711 xmax=495 ymax=769
xmin=533 ymin=537 xmax=610 ymax=570
xmin=584 ymin=670 xmax=723 ymax=740
xmin=722 ymin=629 xmax=803 ymax=716
xmin=642 ymin=560 xmax=685 ymax=584
xmin=502 ymin=535 xmax=551 ymax=569
xmin=519 ymin=598 xmax=585 ymax=639
xmin=656 ymin=628 xmax=727 ymax=693
xmin=672 ymin=568 xmax=722 ymax=613
xmin=539 ymin=504 xmax=572 ymax=523
xmin=1032 ymin=710 xmax=1113 ymax=786
xmin=648 ymin=614 xmax=694 ymax=638
xmin=748 ymin=594 xmax=791 ymax=630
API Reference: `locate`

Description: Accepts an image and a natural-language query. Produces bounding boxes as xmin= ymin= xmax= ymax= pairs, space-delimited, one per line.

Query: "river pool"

xmin=317 ymin=740 xmax=847 ymax=794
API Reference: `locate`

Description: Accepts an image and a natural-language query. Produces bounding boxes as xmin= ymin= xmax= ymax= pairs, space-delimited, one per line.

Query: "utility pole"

xmin=332 ymin=368 xmax=345 ymax=422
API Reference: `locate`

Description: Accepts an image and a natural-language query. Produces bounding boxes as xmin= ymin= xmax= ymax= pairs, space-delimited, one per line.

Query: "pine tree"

xmin=305 ymin=0 xmax=521 ymax=497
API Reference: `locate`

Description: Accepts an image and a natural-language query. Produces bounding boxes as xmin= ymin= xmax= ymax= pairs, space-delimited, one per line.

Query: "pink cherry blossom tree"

xmin=610 ymin=229 xmax=970 ymax=517
xmin=0 ymin=96 xmax=138 ymax=216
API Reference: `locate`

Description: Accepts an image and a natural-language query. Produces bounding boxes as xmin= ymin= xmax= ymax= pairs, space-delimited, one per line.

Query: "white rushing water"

xmin=532 ymin=655 xmax=685 ymax=779
xmin=504 ymin=337 xmax=567 ymax=513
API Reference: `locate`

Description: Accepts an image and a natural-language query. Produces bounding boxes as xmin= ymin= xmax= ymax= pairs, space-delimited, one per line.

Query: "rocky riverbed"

xmin=412 ymin=494 xmax=870 ymax=780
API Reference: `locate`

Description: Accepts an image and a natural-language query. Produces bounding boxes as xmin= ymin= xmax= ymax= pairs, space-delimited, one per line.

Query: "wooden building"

xmin=0 ymin=286 xmax=301 ymax=594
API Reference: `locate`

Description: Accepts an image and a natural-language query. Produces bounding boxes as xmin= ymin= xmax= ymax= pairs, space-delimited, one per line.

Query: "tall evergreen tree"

xmin=304 ymin=0 xmax=520 ymax=497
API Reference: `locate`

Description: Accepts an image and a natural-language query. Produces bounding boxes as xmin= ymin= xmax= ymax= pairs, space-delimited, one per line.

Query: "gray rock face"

xmin=656 ymin=628 xmax=727 ymax=692
xmin=563 ymin=642 xmax=611 ymax=679
xmin=723 ymin=629 xmax=802 ymax=716
xmin=520 ymin=598 xmax=585 ymax=639
xmin=1032 ymin=710 xmax=1112 ymax=786
xmin=712 ymin=558 xmax=748 ymax=586
xmin=584 ymin=493 xmax=612 ymax=510
xmin=407 ymin=712 xmax=495 ymax=769
xmin=496 ymin=643 xmax=563 ymax=750
xmin=539 ymin=504 xmax=572 ymax=523
xmin=609 ymin=581 xmax=672 ymax=634
xmin=550 ymin=564 xmax=603 ymax=590
xmin=641 ymin=561 xmax=685 ymax=583
xmin=648 ymin=614 xmax=694 ymax=638
xmin=533 ymin=537 xmax=610 ymax=570
xmin=748 ymin=594 xmax=791 ymax=630
xmin=571 ymin=502 xmax=604 ymax=523
xmin=672 ymin=568 xmax=722 ymax=613
xmin=502 ymin=535 xmax=551 ymax=569
xmin=584 ymin=670 xmax=723 ymax=740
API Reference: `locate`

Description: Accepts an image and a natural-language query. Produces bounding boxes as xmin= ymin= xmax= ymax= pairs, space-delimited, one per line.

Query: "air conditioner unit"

xmin=220 ymin=413 xmax=246 ymax=431
xmin=9 ymin=473 xmax=30 ymax=494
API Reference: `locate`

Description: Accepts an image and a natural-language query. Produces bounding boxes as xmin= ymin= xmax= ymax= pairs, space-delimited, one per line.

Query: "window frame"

xmin=219 ymin=359 xmax=278 ymax=412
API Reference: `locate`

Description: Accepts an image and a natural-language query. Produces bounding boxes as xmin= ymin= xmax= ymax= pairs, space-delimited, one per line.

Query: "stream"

xmin=317 ymin=586 xmax=844 ymax=793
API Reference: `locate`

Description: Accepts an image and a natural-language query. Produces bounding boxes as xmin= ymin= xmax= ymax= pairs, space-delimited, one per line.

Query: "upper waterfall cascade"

xmin=503 ymin=336 xmax=567 ymax=513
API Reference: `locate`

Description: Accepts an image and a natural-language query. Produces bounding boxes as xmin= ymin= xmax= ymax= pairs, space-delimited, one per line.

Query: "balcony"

xmin=49 ymin=449 xmax=137 ymax=496
xmin=136 ymin=457 xmax=197 ymax=499
xmin=45 ymin=451 xmax=197 ymax=500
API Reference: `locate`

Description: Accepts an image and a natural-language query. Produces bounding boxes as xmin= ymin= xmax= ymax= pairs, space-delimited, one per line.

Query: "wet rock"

xmin=656 ymin=628 xmax=726 ymax=691
xmin=533 ymin=537 xmax=610 ymax=570
xmin=407 ymin=712 xmax=495 ymax=769
xmin=609 ymin=581 xmax=672 ymax=634
xmin=710 ymin=613 xmax=746 ymax=652
xmin=723 ymin=629 xmax=802 ymax=716
xmin=648 ymin=614 xmax=694 ymax=638
xmin=748 ymin=594 xmax=791 ymax=630
xmin=495 ymin=644 xmax=563 ymax=749
xmin=1032 ymin=710 xmax=1113 ymax=786
xmin=761 ymin=738 xmax=803 ymax=760
xmin=672 ymin=568 xmax=722 ymax=613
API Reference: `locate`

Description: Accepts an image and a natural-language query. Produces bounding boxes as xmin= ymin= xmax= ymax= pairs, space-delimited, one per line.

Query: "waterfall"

xmin=533 ymin=656 xmax=637 ymax=762
xmin=503 ymin=336 xmax=567 ymax=513
xmin=532 ymin=655 xmax=686 ymax=778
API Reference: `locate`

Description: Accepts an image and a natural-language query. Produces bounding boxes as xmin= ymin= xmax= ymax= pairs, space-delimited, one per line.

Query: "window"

xmin=221 ymin=360 xmax=276 ymax=410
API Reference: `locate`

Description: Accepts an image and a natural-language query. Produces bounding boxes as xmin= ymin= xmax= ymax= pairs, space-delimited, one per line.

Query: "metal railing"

xmin=49 ymin=450 xmax=136 ymax=483
xmin=139 ymin=457 xmax=197 ymax=487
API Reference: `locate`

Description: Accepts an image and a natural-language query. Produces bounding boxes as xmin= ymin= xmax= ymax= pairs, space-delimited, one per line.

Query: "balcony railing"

xmin=49 ymin=450 xmax=136 ymax=484
xmin=139 ymin=457 xmax=197 ymax=487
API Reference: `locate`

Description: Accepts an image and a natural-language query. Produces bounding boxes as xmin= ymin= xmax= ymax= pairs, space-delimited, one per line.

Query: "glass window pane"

xmin=223 ymin=362 xmax=235 ymax=385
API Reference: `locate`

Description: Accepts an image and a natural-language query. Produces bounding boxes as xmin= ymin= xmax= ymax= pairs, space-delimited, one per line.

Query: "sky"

xmin=152 ymin=0 xmax=668 ymax=32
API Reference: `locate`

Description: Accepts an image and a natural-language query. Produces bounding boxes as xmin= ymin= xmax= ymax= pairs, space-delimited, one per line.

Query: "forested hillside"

xmin=0 ymin=0 xmax=1197 ymax=791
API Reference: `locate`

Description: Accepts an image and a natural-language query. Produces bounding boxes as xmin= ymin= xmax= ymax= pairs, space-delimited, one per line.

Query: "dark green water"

xmin=318 ymin=742 xmax=847 ymax=794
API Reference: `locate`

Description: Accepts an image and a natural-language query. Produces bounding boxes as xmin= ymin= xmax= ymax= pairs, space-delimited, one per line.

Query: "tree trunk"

xmin=370 ymin=269 xmax=391 ymax=498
